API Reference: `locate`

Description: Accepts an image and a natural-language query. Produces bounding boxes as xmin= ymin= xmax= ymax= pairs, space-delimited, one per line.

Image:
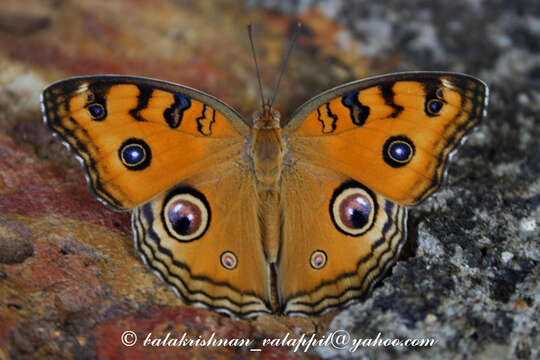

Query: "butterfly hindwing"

xmin=278 ymin=162 xmax=407 ymax=316
xmin=133 ymin=163 xmax=272 ymax=317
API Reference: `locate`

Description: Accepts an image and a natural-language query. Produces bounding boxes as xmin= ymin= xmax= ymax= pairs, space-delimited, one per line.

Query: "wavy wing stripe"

xmin=129 ymin=85 xmax=154 ymax=122
xmin=133 ymin=204 xmax=272 ymax=317
xmin=317 ymin=103 xmax=338 ymax=134
xmin=283 ymin=200 xmax=407 ymax=316
xmin=379 ymin=82 xmax=404 ymax=118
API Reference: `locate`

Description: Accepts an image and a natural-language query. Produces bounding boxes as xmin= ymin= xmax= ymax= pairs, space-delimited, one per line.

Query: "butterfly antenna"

xmin=248 ymin=24 xmax=266 ymax=108
xmin=269 ymin=22 xmax=301 ymax=107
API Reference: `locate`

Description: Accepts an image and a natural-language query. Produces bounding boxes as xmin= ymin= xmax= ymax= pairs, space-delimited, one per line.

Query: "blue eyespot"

xmin=88 ymin=104 xmax=105 ymax=119
xmin=390 ymin=142 xmax=412 ymax=162
xmin=383 ymin=136 xmax=415 ymax=167
xmin=118 ymin=138 xmax=151 ymax=170
xmin=427 ymin=99 xmax=443 ymax=114
xmin=122 ymin=145 xmax=145 ymax=165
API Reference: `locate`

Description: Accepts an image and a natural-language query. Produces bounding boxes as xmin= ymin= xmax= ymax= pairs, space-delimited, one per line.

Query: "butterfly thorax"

xmin=250 ymin=105 xmax=284 ymax=192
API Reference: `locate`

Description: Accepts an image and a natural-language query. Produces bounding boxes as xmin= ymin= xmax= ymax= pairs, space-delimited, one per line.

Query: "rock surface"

xmin=0 ymin=0 xmax=538 ymax=359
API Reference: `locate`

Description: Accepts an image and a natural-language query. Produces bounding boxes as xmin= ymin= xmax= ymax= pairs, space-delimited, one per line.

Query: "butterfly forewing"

xmin=41 ymin=76 xmax=249 ymax=209
xmin=284 ymin=72 xmax=488 ymax=206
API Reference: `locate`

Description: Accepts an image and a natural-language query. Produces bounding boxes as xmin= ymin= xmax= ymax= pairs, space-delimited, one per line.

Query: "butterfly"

xmin=41 ymin=68 xmax=488 ymax=318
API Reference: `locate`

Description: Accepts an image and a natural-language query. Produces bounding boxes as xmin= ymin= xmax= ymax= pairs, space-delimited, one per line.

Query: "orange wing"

xmin=133 ymin=163 xmax=272 ymax=317
xmin=42 ymin=76 xmax=272 ymax=317
xmin=276 ymin=72 xmax=488 ymax=316
xmin=283 ymin=72 xmax=488 ymax=206
xmin=278 ymin=162 xmax=407 ymax=316
xmin=41 ymin=76 xmax=249 ymax=209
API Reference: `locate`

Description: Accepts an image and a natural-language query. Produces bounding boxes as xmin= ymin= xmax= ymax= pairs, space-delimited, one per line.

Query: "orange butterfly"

xmin=41 ymin=30 xmax=488 ymax=317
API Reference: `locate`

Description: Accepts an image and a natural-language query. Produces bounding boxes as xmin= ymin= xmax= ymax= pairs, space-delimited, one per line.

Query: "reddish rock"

xmin=0 ymin=1 xmax=371 ymax=358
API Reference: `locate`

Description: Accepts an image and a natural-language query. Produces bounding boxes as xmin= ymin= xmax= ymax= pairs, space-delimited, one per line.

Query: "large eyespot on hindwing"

xmin=161 ymin=187 xmax=211 ymax=242
xmin=118 ymin=138 xmax=152 ymax=170
xmin=382 ymin=135 xmax=415 ymax=168
xmin=330 ymin=181 xmax=378 ymax=237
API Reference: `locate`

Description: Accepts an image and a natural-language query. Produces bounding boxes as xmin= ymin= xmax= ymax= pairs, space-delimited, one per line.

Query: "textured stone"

xmin=249 ymin=0 xmax=539 ymax=359
xmin=0 ymin=0 xmax=538 ymax=359
xmin=0 ymin=218 xmax=33 ymax=264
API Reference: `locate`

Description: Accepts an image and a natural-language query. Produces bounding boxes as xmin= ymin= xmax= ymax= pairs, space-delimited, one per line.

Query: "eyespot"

xmin=220 ymin=251 xmax=238 ymax=270
xmin=310 ymin=250 xmax=327 ymax=270
xmin=162 ymin=188 xmax=210 ymax=242
xmin=120 ymin=144 xmax=145 ymax=166
xmin=88 ymin=103 xmax=106 ymax=120
xmin=86 ymin=92 xmax=95 ymax=102
xmin=426 ymin=99 xmax=444 ymax=115
xmin=330 ymin=181 xmax=377 ymax=237
xmin=383 ymin=136 xmax=415 ymax=168
xmin=118 ymin=138 xmax=151 ymax=170
xmin=436 ymin=89 xmax=444 ymax=98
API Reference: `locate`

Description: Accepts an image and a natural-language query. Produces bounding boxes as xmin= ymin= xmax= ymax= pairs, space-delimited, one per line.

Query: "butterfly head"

xmin=253 ymin=103 xmax=281 ymax=129
xmin=248 ymin=23 xmax=300 ymax=130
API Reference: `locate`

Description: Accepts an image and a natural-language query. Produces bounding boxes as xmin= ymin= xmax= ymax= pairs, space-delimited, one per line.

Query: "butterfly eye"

xmin=118 ymin=138 xmax=152 ymax=170
xmin=310 ymin=250 xmax=327 ymax=270
xmin=220 ymin=251 xmax=238 ymax=270
xmin=87 ymin=103 xmax=106 ymax=120
xmin=163 ymin=189 xmax=210 ymax=242
xmin=330 ymin=182 xmax=377 ymax=236
xmin=383 ymin=136 xmax=415 ymax=168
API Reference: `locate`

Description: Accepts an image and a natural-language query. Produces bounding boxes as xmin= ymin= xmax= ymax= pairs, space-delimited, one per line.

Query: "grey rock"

xmin=247 ymin=0 xmax=539 ymax=359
